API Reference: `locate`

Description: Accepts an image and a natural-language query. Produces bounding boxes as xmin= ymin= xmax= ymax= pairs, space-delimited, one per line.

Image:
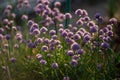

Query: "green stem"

xmin=65 ymin=0 xmax=71 ymax=28
xmin=55 ymin=69 xmax=60 ymax=80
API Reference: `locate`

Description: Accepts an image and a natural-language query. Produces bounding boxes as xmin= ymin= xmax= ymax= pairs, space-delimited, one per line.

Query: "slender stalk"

xmin=55 ymin=69 xmax=60 ymax=80
xmin=65 ymin=0 xmax=71 ymax=28
xmin=5 ymin=41 xmax=12 ymax=80
xmin=54 ymin=20 xmax=58 ymax=34
xmin=6 ymin=66 xmax=12 ymax=80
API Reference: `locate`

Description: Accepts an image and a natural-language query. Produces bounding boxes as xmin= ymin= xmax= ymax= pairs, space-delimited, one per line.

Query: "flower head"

xmin=70 ymin=59 xmax=78 ymax=67
xmin=10 ymin=57 xmax=16 ymax=63
xmin=52 ymin=62 xmax=58 ymax=69
xmin=54 ymin=1 xmax=61 ymax=7
xmin=40 ymin=59 xmax=47 ymax=65
xmin=36 ymin=54 xmax=43 ymax=60
xmin=5 ymin=34 xmax=11 ymax=40
xmin=67 ymin=50 xmax=74 ymax=56
xmin=41 ymin=45 xmax=48 ymax=52
xmin=21 ymin=14 xmax=28 ymax=20
xmin=63 ymin=76 xmax=70 ymax=80
xmin=101 ymin=42 xmax=110 ymax=49
xmin=109 ymin=18 xmax=117 ymax=24
xmin=75 ymin=9 xmax=83 ymax=16
xmin=65 ymin=13 xmax=72 ymax=19
xmin=77 ymin=49 xmax=84 ymax=54
xmin=49 ymin=30 xmax=56 ymax=35
xmin=71 ymin=42 xmax=80 ymax=51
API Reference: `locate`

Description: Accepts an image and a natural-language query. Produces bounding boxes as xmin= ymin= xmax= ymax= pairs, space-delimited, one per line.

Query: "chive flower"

xmin=52 ymin=62 xmax=58 ymax=69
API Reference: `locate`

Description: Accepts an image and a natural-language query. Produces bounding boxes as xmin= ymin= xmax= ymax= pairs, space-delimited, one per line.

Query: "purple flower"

xmin=65 ymin=29 xmax=70 ymax=33
xmin=83 ymin=16 xmax=90 ymax=22
xmin=43 ymin=38 xmax=50 ymax=44
xmin=72 ymin=26 xmax=78 ymax=32
xmin=52 ymin=8 xmax=60 ymax=16
xmin=9 ymin=20 xmax=14 ymax=25
xmin=10 ymin=57 xmax=16 ymax=63
xmin=27 ymin=20 xmax=34 ymax=27
xmin=15 ymin=32 xmax=22 ymax=41
xmin=0 ymin=28 xmax=4 ymax=34
xmin=59 ymin=28 xmax=64 ymax=33
xmin=57 ymin=44 xmax=62 ymax=49
xmin=72 ymin=55 xmax=79 ymax=60
xmin=36 ymin=54 xmax=42 ymax=60
xmin=97 ymin=63 xmax=102 ymax=69
xmin=21 ymin=14 xmax=28 ymax=20
xmin=82 ymin=9 xmax=88 ymax=16
xmin=27 ymin=42 xmax=36 ymax=48
xmin=101 ymin=42 xmax=110 ymax=49
xmin=0 ymin=34 xmax=3 ymax=40
xmin=76 ymin=19 xmax=83 ymax=26
xmin=87 ymin=21 xmax=95 ymax=27
xmin=90 ymin=26 xmax=98 ymax=33
xmin=52 ymin=62 xmax=58 ymax=69
xmin=41 ymin=45 xmax=48 ymax=52
xmin=104 ymin=36 xmax=111 ymax=42
xmin=3 ymin=29 xmax=9 ymax=36
xmin=49 ymin=46 xmax=55 ymax=51
xmin=65 ymin=37 xmax=75 ymax=44
xmin=6 ymin=5 xmax=12 ymax=10
xmin=67 ymin=50 xmax=74 ymax=56
xmin=47 ymin=54 xmax=53 ymax=58
xmin=59 ymin=24 xmax=64 ymax=28
xmin=4 ymin=9 xmax=11 ymax=16
xmin=43 ymin=0 xmax=50 ymax=5
xmin=59 ymin=13 xmax=65 ymax=21
xmin=36 ymin=38 xmax=43 ymax=44
xmin=107 ymin=25 xmax=113 ymax=30
xmin=73 ymin=34 xmax=81 ymax=41
xmin=33 ymin=29 xmax=40 ymax=35
xmin=4 ymin=44 xmax=9 ymax=48
xmin=77 ymin=49 xmax=84 ymax=54
xmin=49 ymin=30 xmax=56 ymax=35
xmin=37 ymin=0 xmax=44 ymax=3
xmin=109 ymin=18 xmax=117 ymax=24
xmin=40 ymin=59 xmax=47 ymax=65
xmin=3 ymin=19 xmax=9 ymax=25
xmin=52 ymin=35 xmax=58 ymax=40
xmin=107 ymin=31 xmax=113 ymax=36
xmin=61 ymin=31 xmax=68 ymax=37
xmin=102 ymin=28 xmax=108 ymax=33
xmin=14 ymin=44 xmax=19 ymax=49
xmin=76 ymin=31 xmax=84 ymax=37
xmin=99 ymin=30 xmax=104 ymax=35
xmin=95 ymin=13 xmax=101 ymax=19
xmin=65 ymin=13 xmax=72 ymax=19
xmin=54 ymin=1 xmax=61 ymax=7
xmin=67 ymin=32 xmax=73 ymax=37
xmin=63 ymin=76 xmax=70 ymax=80
xmin=97 ymin=17 xmax=104 ymax=23
xmin=75 ymin=9 xmax=83 ymax=16
xmin=46 ymin=17 xmax=52 ymax=23
xmin=70 ymin=59 xmax=78 ymax=67
xmin=83 ymin=34 xmax=91 ymax=43
xmin=79 ymin=28 xmax=86 ymax=33
xmin=40 ymin=27 xmax=48 ymax=33
xmin=12 ymin=26 xmax=17 ymax=31
xmin=32 ymin=23 xmax=39 ymax=29
xmin=71 ymin=42 xmax=80 ymax=51
xmin=11 ymin=13 xmax=16 ymax=19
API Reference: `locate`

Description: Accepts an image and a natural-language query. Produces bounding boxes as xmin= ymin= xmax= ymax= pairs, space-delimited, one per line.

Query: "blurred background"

xmin=0 ymin=0 xmax=120 ymax=21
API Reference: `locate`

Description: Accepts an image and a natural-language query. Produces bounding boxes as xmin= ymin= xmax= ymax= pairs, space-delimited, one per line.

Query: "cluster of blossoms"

xmin=0 ymin=0 xmax=117 ymax=80
xmin=17 ymin=0 xmax=30 ymax=9
xmin=34 ymin=0 xmax=65 ymax=27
